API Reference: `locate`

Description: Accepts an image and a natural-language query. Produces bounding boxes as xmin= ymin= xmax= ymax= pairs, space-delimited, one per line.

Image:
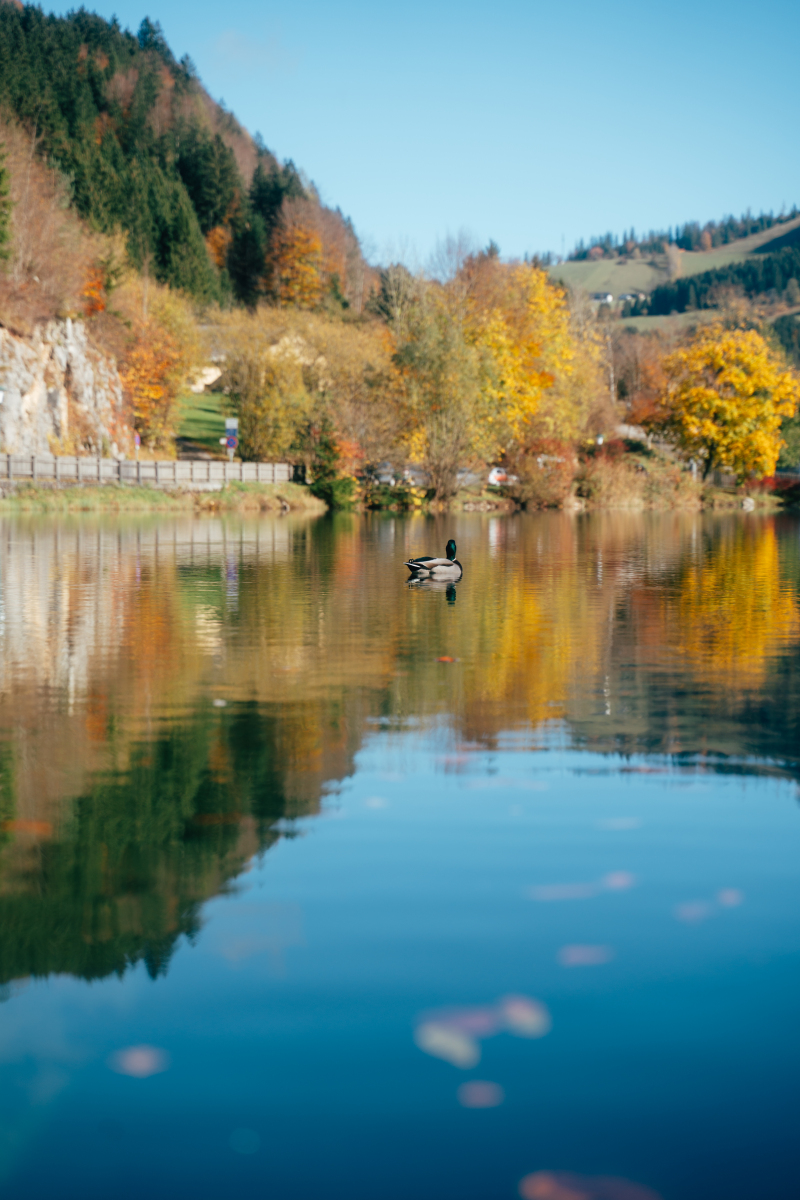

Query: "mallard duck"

xmin=405 ymin=539 xmax=463 ymax=580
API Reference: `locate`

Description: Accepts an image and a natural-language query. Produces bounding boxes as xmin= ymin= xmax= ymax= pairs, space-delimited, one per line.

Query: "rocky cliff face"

xmin=0 ymin=319 xmax=132 ymax=457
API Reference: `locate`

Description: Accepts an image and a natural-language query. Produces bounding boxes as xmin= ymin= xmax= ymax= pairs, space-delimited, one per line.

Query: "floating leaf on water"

xmin=602 ymin=871 xmax=636 ymax=891
xmin=413 ymin=1021 xmax=480 ymax=1069
xmin=558 ymin=945 xmax=615 ymax=967
xmin=457 ymin=1080 xmax=504 ymax=1108
xmin=499 ymin=995 xmax=552 ymax=1038
xmin=519 ymin=1170 xmax=664 ymax=1200
xmin=108 ymin=1045 xmax=170 ymax=1078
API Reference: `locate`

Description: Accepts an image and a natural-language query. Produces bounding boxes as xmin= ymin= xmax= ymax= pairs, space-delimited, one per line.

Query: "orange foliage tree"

xmin=271 ymin=224 xmax=323 ymax=308
xmin=205 ymin=225 xmax=232 ymax=270
xmin=120 ymin=319 xmax=183 ymax=450
xmin=81 ymin=265 xmax=106 ymax=316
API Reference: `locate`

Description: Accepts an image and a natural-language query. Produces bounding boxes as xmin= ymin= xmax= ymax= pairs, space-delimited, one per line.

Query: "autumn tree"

xmin=118 ymin=282 xmax=200 ymax=452
xmin=660 ymin=325 xmax=800 ymax=479
xmin=222 ymin=336 xmax=311 ymax=462
xmin=614 ymin=329 xmax=668 ymax=426
xmin=271 ymin=223 xmax=323 ymax=308
xmin=464 ymin=258 xmax=588 ymax=444
xmin=388 ymin=251 xmax=590 ymax=502
xmin=397 ymin=285 xmax=486 ymax=501
xmin=217 ymin=307 xmax=400 ymax=474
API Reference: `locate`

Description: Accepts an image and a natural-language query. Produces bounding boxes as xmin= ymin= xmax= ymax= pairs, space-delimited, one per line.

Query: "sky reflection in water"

xmin=0 ymin=511 xmax=798 ymax=1199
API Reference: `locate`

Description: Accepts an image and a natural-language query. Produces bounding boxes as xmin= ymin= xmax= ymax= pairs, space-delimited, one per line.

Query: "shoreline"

xmin=0 ymin=481 xmax=327 ymax=514
xmin=0 ymin=479 xmax=788 ymax=516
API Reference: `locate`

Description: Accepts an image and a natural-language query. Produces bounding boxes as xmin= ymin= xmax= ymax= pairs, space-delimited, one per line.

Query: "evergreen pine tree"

xmin=0 ymin=143 xmax=10 ymax=264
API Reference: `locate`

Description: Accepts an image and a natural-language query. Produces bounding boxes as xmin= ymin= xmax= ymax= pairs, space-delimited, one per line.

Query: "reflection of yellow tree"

xmin=669 ymin=522 xmax=800 ymax=686
xmin=462 ymin=560 xmax=603 ymax=733
xmin=4 ymin=512 xmax=800 ymax=897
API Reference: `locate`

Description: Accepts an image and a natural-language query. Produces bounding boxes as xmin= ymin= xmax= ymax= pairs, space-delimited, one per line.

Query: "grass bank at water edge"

xmin=0 ymin=482 xmax=326 ymax=514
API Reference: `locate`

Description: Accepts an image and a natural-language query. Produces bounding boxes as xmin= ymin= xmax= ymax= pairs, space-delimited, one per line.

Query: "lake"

xmin=0 ymin=511 xmax=798 ymax=1200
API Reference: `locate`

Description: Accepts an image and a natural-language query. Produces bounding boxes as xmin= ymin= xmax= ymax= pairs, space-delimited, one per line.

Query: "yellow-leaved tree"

xmin=661 ymin=325 xmax=800 ymax=479
xmin=389 ymin=251 xmax=584 ymax=501
xmin=466 ymin=262 xmax=576 ymax=446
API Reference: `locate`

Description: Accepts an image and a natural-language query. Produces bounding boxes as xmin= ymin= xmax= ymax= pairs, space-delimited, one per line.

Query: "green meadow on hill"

xmin=550 ymin=214 xmax=800 ymax=301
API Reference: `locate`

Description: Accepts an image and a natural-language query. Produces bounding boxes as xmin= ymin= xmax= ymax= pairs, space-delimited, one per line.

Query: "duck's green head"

xmin=446 ymin=539 xmax=457 ymax=561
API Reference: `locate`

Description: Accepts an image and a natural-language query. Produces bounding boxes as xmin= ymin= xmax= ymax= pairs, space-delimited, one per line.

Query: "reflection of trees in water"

xmin=0 ymin=511 xmax=798 ymax=986
xmin=667 ymin=522 xmax=799 ymax=686
xmin=0 ymin=705 xmax=296 ymax=984
xmin=567 ymin=515 xmax=800 ymax=771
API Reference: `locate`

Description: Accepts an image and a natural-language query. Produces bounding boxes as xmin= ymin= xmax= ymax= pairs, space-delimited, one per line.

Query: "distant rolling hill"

xmin=549 ymin=215 xmax=800 ymax=301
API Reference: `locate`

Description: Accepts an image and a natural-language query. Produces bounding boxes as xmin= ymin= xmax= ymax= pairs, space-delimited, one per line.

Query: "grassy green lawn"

xmin=176 ymin=391 xmax=227 ymax=457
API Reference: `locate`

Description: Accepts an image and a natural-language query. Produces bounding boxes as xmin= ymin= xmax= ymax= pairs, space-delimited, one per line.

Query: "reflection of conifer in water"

xmin=0 ymin=704 xmax=310 ymax=986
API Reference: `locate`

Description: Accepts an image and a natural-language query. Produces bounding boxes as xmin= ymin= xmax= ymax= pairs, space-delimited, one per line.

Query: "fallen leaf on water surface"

xmin=519 ymin=1170 xmax=663 ymax=1200
xmin=414 ymin=1022 xmax=480 ymax=1069
xmin=108 ymin=1045 xmax=170 ymax=1079
xmin=602 ymin=872 xmax=636 ymax=891
xmin=558 ymin=944 xmax=615 ymax=967
xmin=436 ymin=656 xmax=457 ymax=662
xmin=498 ymin=995 xmax=552 ymax=1038
xmin=414 ymin=994 xmax=552 ymax=1068
xmin=457 ymin=1080 xmax=504 ymax=1108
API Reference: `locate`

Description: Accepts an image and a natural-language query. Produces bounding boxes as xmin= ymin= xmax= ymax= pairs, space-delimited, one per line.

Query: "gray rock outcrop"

xmin=0 ymin=319 xmax=132 ymax=456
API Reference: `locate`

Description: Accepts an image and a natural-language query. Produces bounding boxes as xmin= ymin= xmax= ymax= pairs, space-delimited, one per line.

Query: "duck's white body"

xmin=405 ymin=539 xmax=463 ymax=581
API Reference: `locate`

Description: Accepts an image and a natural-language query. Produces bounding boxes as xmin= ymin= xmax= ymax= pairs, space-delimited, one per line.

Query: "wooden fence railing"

xmin=0 ymin=455 xmax=292 ymax=490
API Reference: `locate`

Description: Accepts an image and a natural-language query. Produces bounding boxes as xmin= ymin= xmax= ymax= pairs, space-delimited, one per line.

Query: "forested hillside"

xmin=648 ymin=244 xmax=800 ymax=318
xmin=569 ymin=208 xmax=799 ymax=261
xmin=0 ymin=4 xmax=366 ymax=309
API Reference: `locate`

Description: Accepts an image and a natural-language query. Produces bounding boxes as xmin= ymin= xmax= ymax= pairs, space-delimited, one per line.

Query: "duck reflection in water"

xmin=407 ymin=578 xmax=458 ymax=605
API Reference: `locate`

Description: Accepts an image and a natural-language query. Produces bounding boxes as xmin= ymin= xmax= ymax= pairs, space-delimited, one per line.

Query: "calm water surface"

xmin=0 ymin=512 xmax=799 ymax=1200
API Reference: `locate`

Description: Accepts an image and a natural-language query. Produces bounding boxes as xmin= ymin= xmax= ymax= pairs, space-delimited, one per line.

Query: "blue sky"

xmin=51 ymin=0 xmax=799 ymax=263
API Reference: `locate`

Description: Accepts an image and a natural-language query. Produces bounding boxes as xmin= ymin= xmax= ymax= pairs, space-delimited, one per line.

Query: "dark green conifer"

xmin=0 ymin=143 xmax=10 ymax=264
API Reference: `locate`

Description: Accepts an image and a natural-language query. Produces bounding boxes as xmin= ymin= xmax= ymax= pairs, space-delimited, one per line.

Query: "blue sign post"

xmin=221 ymin=417 xmax=239 ymax=462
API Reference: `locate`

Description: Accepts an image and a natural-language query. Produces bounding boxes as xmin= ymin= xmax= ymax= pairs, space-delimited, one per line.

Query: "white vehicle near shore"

xmin=487 ymin=467 xmax=518 ymax=486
